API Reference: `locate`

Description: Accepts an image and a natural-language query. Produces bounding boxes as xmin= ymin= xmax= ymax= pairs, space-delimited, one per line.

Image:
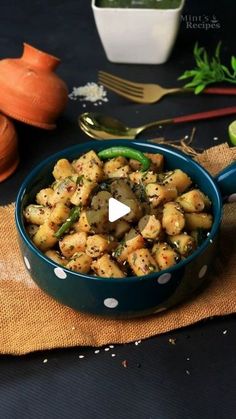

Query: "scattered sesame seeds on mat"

xmin=68 ymin=82 xmax=108 ymax=105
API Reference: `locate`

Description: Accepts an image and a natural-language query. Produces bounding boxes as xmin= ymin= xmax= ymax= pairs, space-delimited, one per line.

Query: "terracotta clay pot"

xmin=0 ymin=43 xmax=68 ymax=129
xmin=0 ymin=113 xmax=19 ymax=182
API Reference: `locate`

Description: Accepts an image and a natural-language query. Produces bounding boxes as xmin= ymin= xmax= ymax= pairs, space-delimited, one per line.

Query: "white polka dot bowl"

xmin=15 ymin=140 xmax=236 ymax=318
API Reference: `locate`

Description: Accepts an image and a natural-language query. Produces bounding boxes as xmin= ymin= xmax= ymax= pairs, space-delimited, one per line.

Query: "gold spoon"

xmin=78 ymin=107 xmax=236 ymax=140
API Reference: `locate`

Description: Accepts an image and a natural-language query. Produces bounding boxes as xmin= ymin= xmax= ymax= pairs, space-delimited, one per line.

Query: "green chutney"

xmin=96 ymin=0 xmax=182 ymax=9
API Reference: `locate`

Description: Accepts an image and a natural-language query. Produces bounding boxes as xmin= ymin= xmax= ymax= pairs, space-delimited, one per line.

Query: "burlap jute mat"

xmin=0 ymin=142 xmax=236 ymax=355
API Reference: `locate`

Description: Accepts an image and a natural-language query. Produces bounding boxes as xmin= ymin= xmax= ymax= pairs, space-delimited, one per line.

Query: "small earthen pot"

xmin=0 ymin=43 xmax=68 ymax=129
xmin=0 ymin=113 xmax=19 ymax=182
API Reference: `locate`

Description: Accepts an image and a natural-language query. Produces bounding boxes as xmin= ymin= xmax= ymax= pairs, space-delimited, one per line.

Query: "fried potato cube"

xmin=145 ymin=183 xmax=178 ymax=208
xmin=176 ymin=189 xmax=210 ymax=213
xmin=148 ymin=206 xmax=163 ymax=221
xmin=168 ymin=233 xmax=196 ymax=256
xmin=113 ymin=220 xmax=130 ymax=239
xmin=66 ymin=252 xmax=92 ymax=273
xmin=145 ymin=153 xmax=164 ymax=172
xmin=86 ymin=234 xmax=115 ymax=258
xmin=162 ymin=169 xmax=192 ymax=193
xmin=128 ymin=248 xmax=158 ymax=276
xmin=115 ymin=228 xmax=145 ymax=262
xmin=86 ymin=164 xmax=103 ymax=183
xmin=162 ymin=202 xmax=185 ymax=236
xmin=138 ymin=214 xmax=162 ymax=240
xmin=25 ymin=224 xmax=39 ymax=238
xmin=75 ymin=209 xmax=109 ymax=234
xmin=33 ymin=221 xmax=58 ymax=251
xmin=108 ymin=165 xmax=131 ymax=179
xmin=45 ymin=250 xmax=67 ymax=266
xmin=110 ymin=179 xmax=136 ymax=201
xmin=129 ymin=153 xmax=164 ymax=173
xmin=91 ymin=191 xmax=112 ymax=210
xmin=49 ymin=202 xmax=70 ymax=225
xmin=24 ymin=205 xmax=51 ymax=225
xmin=129 ymin=171 xmax=157 ymax=185
xmin=70 ymin=178 xmax=97 ymax=206
xmin=110 ymin=179 xmax=142 ymax=222
xmin=128 ymin=159 xmax=142 ymax=172
xmin=104 ymin=156 xmax=128 ymax=177
xmin=48 ymin=177 xmax=77 ymax=206
xmin=121 ymin=198 xmax=143 ymax=223
xmin=59 ymin=231 xmax=87 ymax=258
xmin=185 ymin=213 xmax=213 ymax=230
xmin=36 ymin=188 xmax=54 ymax=206
xmin=91 ymin=254 xmax=125 ymax=278
xmin=52 ymin=159 xmax=75 ymax=180
xmin=74 ymin=211 xmax=91 ymax=233
xmin=72 ymin=150 xmax=104 ymax=182
xmin=152 ymin=242 xmax=178 ymax=270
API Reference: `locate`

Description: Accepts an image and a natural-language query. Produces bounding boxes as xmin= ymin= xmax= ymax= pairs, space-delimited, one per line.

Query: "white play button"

xmin=108 ymin=198 xmax=131 ymax=222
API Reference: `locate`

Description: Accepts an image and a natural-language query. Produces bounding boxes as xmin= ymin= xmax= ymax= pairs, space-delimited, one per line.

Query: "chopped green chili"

xmin=98 ymin=146 xmax=151 ymax=172
xmin=54 ymin=206 xmax=81 ymax=239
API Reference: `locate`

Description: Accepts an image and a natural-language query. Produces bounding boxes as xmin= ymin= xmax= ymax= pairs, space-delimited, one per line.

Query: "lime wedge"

xmin=228 ymin=120 xmax=236 ymax=145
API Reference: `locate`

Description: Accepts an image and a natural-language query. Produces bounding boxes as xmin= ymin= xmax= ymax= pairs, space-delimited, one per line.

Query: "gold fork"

xmin=98 ymin=71 xmax=236 ymax=104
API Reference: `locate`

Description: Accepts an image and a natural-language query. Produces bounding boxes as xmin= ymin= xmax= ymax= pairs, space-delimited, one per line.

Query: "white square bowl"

xmin=91 ymin=0 xmax=185 ymax=64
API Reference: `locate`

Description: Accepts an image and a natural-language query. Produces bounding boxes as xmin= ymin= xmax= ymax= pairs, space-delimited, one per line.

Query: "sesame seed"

xmin=223 ymin=329 xmax=228 ymax=335
xmin=43 ymin=359 xmax=48 ymax=363
xmin=111 ymin=353 xmax=116 ymax=357
xmin=94 ymin=350 xmax=100 ymax=354
xmin=109 ymin=345 xmax=114 ymax=349
xmin=104 ymin=347 xmax=110 ymax=351
xmin=79 ymin=355 xmax=85 ymax=359
xmin=213 ymin=136 xmax=218 ymax=141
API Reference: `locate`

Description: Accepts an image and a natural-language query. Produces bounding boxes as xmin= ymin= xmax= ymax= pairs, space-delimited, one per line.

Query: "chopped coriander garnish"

xmin=178 ymin=42 xmax=236 ymax=94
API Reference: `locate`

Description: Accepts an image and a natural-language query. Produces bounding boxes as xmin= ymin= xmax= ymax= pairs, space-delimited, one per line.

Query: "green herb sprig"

xmin=178 ymin=42 xmax=236 ymax=94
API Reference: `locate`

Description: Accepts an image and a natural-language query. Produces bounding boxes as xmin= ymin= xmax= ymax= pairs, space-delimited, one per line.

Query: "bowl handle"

xmin=215 ymin=161 xmax=236 ymax=201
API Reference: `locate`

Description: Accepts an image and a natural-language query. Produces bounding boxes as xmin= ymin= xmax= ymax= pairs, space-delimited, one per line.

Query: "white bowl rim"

xmin=91 ymin=0 xmax=185 ymax=12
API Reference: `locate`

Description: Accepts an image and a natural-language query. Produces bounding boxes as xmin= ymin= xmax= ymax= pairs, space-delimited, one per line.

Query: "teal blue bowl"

xmin=15 ymin=140 xmax=236 ymax=318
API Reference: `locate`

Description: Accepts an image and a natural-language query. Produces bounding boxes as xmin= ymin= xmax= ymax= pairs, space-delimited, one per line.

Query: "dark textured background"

xmin=0 ymin=1 xmax=236 ymax=418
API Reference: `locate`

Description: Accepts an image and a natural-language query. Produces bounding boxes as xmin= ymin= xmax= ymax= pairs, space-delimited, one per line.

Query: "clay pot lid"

xmin=0 ymin=43 xmax=68 ymax=130
xmin=0 ymin=114 xmax=19 ymax=182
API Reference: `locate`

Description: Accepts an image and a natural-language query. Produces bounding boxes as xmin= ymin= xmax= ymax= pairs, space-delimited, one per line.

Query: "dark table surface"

xmin=1 ymin=1 xmax=236 ymax=418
